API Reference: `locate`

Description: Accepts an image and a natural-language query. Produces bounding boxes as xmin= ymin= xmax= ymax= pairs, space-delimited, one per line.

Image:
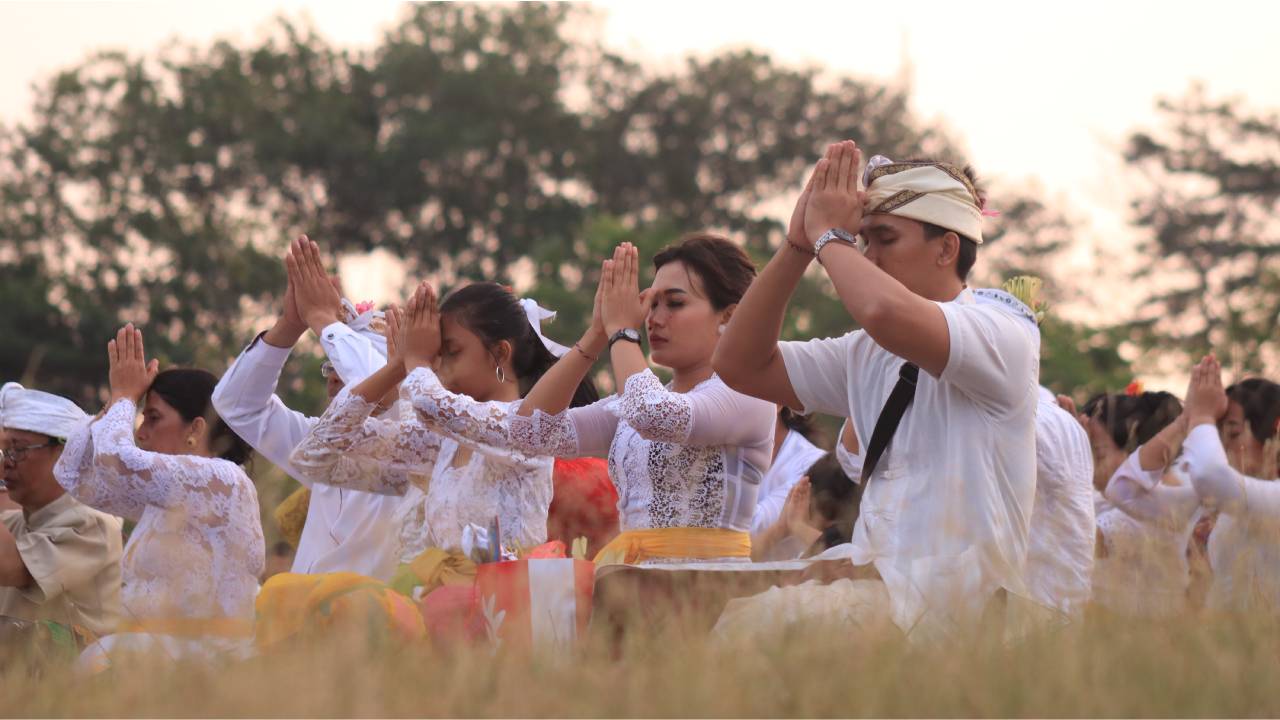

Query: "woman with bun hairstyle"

xmin=54 ymin=324 xmax=263 ymax=668
xmin=1082 ymin=387 xmax=1203 ymax=617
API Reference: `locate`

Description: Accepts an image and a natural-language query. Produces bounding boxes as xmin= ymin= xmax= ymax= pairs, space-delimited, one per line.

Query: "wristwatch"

xmin=608 ymin=328 xmax=642 ymax=350
xmin=813 ymin=227 xmax=857 ymax=259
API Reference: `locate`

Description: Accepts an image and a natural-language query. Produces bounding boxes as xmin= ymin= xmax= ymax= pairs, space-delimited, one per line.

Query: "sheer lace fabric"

xmin=508 ymin=370 xmax=775 ymax=535
xmin=290 ymin=368 xmax=551 ymax=562
xmin=55 ymin=399 xmax=265 ymax=622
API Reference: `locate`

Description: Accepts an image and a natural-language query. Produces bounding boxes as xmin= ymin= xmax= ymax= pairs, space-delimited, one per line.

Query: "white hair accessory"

xmin=518 ymin=298 xmax=571 ymax=358
xmin=340 ymin=298 xmax=389 ymax=360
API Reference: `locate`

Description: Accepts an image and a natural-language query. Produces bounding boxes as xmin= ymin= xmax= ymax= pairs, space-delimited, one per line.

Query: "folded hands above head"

xmin=106 ymin=324 xmax=159 ymax=407
xmin=784 ymin=140 xmax=869 ymax=257
xmin=397 ymin=281 xmax=443 ymax=373
xmin=1184 ymin=355 xmax=1229 ymax=429
xmin=285 ymin=235 xmax=346 ymax=336
xmin=599 ymin=242 xmax=651 ymax=338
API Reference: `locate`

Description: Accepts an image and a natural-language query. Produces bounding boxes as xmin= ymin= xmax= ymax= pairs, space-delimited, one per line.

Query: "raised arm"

xmin=713 ymin=170 xmax=816 ymax=410
xmin=804 ymin=141 xmax=953 ymax=377
xmin=211 ymin=334 xmax=316 ymax=482
xmin=58 ymin=325 xmax=235 ymax=520
xmin=289 ymin=388 xmax=442 ymax=496
xmin=1180 ymin=354 xmax=1280 ymax=517
xmin=519 ymin=258 xmax=609 ymax=418
xmin=402 ymin=366 xmax=542 ymax=468
xmin=1103 ymin=450 xmax=1200 ymax=529
xmin=612 ymin=370 xmax=775 ymax=448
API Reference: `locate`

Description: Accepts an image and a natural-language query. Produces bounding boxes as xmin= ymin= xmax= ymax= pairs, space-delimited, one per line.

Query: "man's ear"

xmin=937 ymin=231 xmax=961 ymax=268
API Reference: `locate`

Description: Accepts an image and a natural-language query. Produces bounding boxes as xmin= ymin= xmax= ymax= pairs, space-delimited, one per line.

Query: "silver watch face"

xmin=622 ymin=328 xmax=641 ymax=341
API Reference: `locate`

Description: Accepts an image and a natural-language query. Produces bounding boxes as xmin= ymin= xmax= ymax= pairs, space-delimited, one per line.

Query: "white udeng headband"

xmin=518 ymin=297 xmax=571 ymax=358
xmin=862 ymin=154 xmax=985 ymax=244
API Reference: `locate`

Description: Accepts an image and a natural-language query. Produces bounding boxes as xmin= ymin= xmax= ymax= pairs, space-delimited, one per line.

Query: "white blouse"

xmin=1094 ymin=450 xmax=1202 ymax=618
xmin=1181 ymin=424 xmax=1280 ymax=610
xmin=508 ymin=370 xmax=775 ymax=534
xmin=54 ymin=399 xmax=265 ymax=622
xmin=290 ymin=367 xmax=552 ymax=563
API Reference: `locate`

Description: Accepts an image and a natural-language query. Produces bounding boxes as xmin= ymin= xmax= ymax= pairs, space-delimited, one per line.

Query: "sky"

xmin=2 ymin=0 xmax=1277 ymax=326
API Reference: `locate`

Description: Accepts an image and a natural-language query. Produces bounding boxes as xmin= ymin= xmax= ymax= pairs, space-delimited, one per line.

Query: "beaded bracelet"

xmin=786 ymin=238 xmax=816 ymax=257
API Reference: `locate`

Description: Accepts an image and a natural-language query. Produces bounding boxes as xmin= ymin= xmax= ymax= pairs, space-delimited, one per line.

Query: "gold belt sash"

xmin=594 ymin=527 xmax=751 ymax=567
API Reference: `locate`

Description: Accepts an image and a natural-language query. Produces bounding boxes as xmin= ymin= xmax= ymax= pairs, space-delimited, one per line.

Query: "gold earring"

xmin=186 ymin=436 xmax=196 ymax=447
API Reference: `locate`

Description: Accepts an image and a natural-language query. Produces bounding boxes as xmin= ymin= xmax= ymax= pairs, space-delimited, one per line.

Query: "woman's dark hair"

xmin=652 ymin=233 xmax=756 ymax=310
xmin=778 ymin=406 xmax=820 ymax=444
xmin=802 ymin=453 xmax=861 ymax=557
xmin=1225 ymin=378 xmax=1280 ymax=444
xmin=439 ymin=282 xmax=599 ymax=408
xmin=147 ymin=369 xmax=253 ymax=465
xmin=1081 ymin=390 xmax=1183 ymax=453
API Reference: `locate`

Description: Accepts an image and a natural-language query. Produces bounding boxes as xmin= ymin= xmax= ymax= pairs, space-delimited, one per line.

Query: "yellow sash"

xmin=273 ymin=486 xmax=311 ymax=550
xmin=593 ymin=528 xmax=752 ymax=567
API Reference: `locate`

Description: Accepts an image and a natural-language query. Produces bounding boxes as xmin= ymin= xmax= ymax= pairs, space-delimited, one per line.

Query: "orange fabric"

xmin=593 ymin=528 xmax=752 ymax=567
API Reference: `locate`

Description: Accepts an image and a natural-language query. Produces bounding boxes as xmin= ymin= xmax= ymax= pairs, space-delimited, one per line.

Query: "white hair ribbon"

xmin=518 ymin=298 xmax=571 ymax=358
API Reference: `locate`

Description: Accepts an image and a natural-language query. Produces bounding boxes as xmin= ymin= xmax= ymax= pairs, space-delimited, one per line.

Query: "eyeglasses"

xmin=0 ymin=441 xmax=62 ymax=466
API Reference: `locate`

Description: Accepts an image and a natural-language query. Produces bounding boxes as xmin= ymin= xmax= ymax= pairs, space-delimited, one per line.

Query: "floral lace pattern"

xmin=54 ymin=399 xmax=265 ymax=622
xmin=291 ymin=370 xmax=552 ymax=562
xmin=509 ymin=370 xmax=774 ymax=534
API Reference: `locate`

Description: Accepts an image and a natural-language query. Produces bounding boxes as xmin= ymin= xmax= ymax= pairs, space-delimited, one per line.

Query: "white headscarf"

xmin=340 ymin=298 xmax=389 ymax=360
xmin=518 ymin=298 xmax=570 ymax=357
xmin=0 ymin=382 xmax=88 ymax=440
xmin=862 ymin=155 xmax=985 ymax=244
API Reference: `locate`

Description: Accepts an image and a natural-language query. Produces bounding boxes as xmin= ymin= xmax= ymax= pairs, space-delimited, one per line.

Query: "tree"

xmin=1 ymin=0 xmax=1107 ymax=415
xmin=1123 ymin=84 xmax=1280 ymax=377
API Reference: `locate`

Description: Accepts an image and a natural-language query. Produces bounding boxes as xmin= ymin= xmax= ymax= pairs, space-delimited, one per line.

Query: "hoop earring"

xmin=495 ymin=366 xmax=507 ymax=384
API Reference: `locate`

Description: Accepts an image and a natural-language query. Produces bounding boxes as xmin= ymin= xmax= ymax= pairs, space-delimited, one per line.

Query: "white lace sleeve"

xmin=289 ymin=389 xmax=443 ymax=496
xmin=612 ymin=370 xmax=775 ymax=447
xmin=508 ymin=396 xmax=619 ymax=459
xmin=402 ymin=367 xmax=540 ymax=468
xmin=54 ymin=414 xmax=145 ymax=520
xmin=55 ymin=399 xmax=246 ymax=521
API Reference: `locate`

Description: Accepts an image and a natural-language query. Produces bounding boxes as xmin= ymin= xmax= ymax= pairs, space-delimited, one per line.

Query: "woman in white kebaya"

xmin=54 ymin=325 xmax=264 ymax=669
xmin=1082 ymin=389 xmax=1202 ymax=617
xmin=290 ymin=273 xmax=597 ymax=565
xmin=1179 ymin=356 xmax=1280 ymax=611
xmin=507 ymin=236 xmax=776 ymax=566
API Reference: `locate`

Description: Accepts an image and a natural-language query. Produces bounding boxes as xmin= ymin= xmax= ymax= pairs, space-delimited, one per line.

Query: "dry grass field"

xmin=3 ymin=606 xmax=1278 ymax=717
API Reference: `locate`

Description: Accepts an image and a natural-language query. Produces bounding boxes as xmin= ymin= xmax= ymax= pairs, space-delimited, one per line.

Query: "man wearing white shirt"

xmin=715 ymin=142 xmax=1039 ymax=640
xmin=1025 ymin=386 xmax=1096 ymax=623
xmin=212 ymin=240 xmax=400 ymax=581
